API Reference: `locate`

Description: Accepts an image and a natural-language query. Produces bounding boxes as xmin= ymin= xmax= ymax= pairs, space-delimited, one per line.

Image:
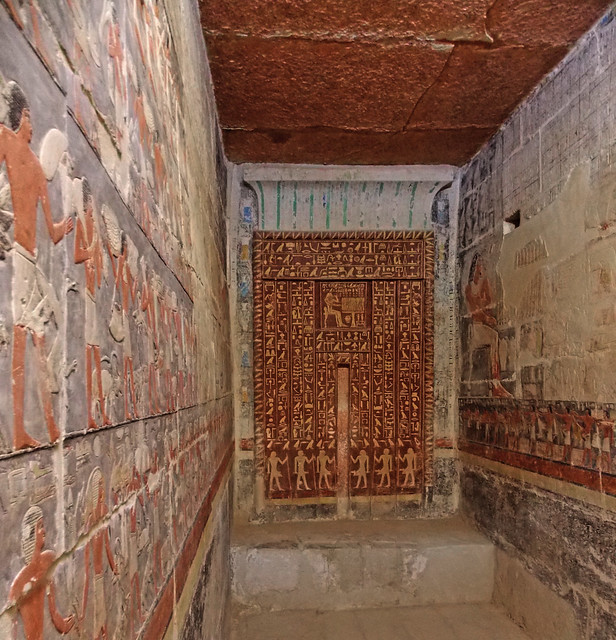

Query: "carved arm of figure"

xmin=80 ymin=541 xmax=91 ymax=623
xmin=104 ymin=526 xmax=119 ymax=575
xmin=47 ymin=580 xmax=75 ymax=634
xmin=40 ymin=179 xmax=73 ymax=244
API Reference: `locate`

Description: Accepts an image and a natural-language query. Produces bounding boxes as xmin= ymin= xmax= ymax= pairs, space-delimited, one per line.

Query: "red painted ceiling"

xmin=199 ymin=0 xmax=612 ymax=166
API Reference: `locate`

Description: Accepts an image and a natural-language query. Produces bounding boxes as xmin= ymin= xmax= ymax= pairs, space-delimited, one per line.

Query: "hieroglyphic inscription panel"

xmin=254 ymin=232 xmax=434 ymax=502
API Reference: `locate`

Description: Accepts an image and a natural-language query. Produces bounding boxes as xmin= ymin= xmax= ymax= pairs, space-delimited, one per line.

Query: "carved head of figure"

xmin=82 ymin=177 xmax=93 ymax=214
xmin=4 ymin=82 xmax=30 ymax=140
xmin=21 ymin=506 xmax=44 ymax=564
xmin=468 ymin=252 xmax=485 ymax=285
xmin=84 ymin=467 xmax=104 ymax=530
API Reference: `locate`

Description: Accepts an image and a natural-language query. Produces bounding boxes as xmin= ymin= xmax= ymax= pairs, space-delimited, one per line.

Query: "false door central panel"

xmin=253 ymin=232 xmax=434 ymax=502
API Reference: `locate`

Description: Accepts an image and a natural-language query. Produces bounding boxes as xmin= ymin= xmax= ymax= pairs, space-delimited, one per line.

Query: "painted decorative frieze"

xmin=459 ymin=397 xmax=616 ymax=496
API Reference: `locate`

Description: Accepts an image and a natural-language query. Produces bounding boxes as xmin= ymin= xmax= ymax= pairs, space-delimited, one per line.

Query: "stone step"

xmin=231 ymin=603 xmax=532 ymax=640
xmin=231 ymin=517 xmax=495 ymax=612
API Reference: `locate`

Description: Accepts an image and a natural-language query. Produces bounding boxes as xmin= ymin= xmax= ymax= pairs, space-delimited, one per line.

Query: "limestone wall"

xmin=0 ymin=1 xmax=232 ymax=638
xmin=230 ymin=166 xmax=459 ymax=521
xmin=458 ymin=8 xmax=616 ymax=637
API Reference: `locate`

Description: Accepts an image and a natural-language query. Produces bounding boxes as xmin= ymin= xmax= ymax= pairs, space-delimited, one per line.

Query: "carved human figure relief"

xmin=316 ymin=449 xmax=334 ymax=490
xmin=74 ymin=179 xmax=111 ymax=429
xmin=8 ymin=507 xmax=75 ymax=640
xmin=99 ymin=2 xmax=127 ymax=130
xmin=147 ymin=451 xmax=165 ymax=594
xmin=266 ymin=451 xmax=286 ymax=492
xmin=399 ymin=446 xmax=417 ymax=488
xmin=375 ymin=448 xmax=393 ymax=488
xmin=351 ymin=449 xmax=369 ymax=489
xmin=293 ymin=450 xmax=313 ymax=490
xmin=465 ymin=253 xmax=511 ymax=398
xmin=80 ymin=468 xmax=118 ymax=640
xmin=104 ymin=206 xmax=139 ymax=420
xmin=0 ymin=82 xmax=74 ymax=450
xmin=139 ymin=259 xmax=161 ymax=415
xmin=323 ymin=290 xmax=343 ymax=327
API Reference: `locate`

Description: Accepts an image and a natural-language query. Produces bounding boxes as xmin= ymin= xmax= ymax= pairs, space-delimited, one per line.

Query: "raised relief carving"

xmin=321 ymin=282 xmax=368 ymax=329
xmin=460 ymin=398 xmax=616 ymax=495
xmin=8 ymin=507 xmax=75 ymax=640
xmin=0 ymin=83 xmax=74 ymax=450
xmin=254 ymin=231 xmax=434 ymax=502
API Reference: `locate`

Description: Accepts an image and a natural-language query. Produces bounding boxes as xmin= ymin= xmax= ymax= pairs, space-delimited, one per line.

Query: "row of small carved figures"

xmin=460 ymin=404 xmax=615 ymax=468
xmin=266 ymin=447 xmax=420 ymax=492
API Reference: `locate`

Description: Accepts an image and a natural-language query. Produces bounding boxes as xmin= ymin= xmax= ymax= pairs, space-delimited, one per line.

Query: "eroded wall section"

xmin=458 ymin=9 xmax=616 ymax=638
xmin=0 ymin=1 xmax=231 ymax=638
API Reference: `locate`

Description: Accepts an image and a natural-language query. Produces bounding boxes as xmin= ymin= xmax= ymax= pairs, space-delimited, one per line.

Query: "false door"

xmin=253 ymin=232 xmax=434 ymax=503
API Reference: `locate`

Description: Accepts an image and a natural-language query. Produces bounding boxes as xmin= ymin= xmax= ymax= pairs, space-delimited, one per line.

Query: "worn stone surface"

xmin=456 ymin=9 xmax=616 ymax=639
xmin=200 ymin=0 xmax=612 ymax=164
xmin=200 ymin=0 xmax=494 ymax=42
xmin=493 ymin=549 xmax=581 ymax=640
xmin=0 ymin=1 xmax=232 ymax=639
xmin=231 ymin=518 xmax=495 ymax=611
xmin=231 ymin=603 xmax=533 ymax=640
xmin=461 ymin=465 xmax=616 ymax=639
xmin=207 ymin=37 xmax=452 ymax=132
xmin=458 ymin=8 xmax=616 ymax=403
xmin=180 ymin=485 xmax=232 ymax=640
xmin=222 ymin=128 xmax=496 ymax=166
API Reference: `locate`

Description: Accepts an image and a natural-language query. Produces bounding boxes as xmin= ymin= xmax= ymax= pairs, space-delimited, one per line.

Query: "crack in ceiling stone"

xmin=200 ymin=0 xmax=614 ymax=164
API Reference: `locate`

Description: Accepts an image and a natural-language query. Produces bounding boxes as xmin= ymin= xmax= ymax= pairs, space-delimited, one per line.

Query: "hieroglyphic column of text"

xmin=372 ymin=282 xmax=385 ymax=446
xmin=358 ymin=352 xmax=371 ymax=443
xmin=383 ymin=282 xmax=397 ymax=445
xmin=316 ymin=351 xmax=327 ymax=443
xmin=302 ymin=281 xmax=315 ymax=442
xmin=410 ymin=281 xmax=423 ymax=438
xmin=398 ymin=281 xmax=413 ymax=440
xmin=276 ymin=282 xmax=289 ymax=443
xmin=263 ymin=282 xmax=277 ymax=443
xmin=350 ymin=353 xmax=361 ymax=444
xmin=290 ymin=281 xmax=304 ymax=441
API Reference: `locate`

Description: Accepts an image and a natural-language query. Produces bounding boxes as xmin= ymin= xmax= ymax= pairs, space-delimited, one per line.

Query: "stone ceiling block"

xmin=200 ymin=0 xmax=494 ymax=42
xmin=200 ymin=0 xmax=614 ymax=164
xmin=487 ymin=0 xmax=610 ymax=46
xmin=222 ymin=127 xmax=496 ymax=165
xmin=410 ymin=44 xmax=569 ymax=129
xmin=206 ymin=36 xmax=452 ymax=131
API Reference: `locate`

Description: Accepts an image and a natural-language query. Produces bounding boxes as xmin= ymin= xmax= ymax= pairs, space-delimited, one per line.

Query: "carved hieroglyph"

xmin=253 ymin=231 xmax=434 ymax=501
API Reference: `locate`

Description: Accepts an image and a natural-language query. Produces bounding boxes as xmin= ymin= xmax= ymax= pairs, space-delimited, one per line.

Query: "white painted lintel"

xmin=243 ymin=163 xmax=457 ymax=184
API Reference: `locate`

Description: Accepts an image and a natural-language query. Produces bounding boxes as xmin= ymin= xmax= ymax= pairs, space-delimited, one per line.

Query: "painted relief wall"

xmin=252 ymin=232 xmax=434 ymax=515
xmin=230 ymin=170 xmax=458 ymax=520
xmin=0 ymin=1 xmax=232 ymax=639
xmin=458 ymin=8 xmax=616 ymax=638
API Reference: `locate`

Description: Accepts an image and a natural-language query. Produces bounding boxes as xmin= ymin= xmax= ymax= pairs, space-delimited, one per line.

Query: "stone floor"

xmin=232 ymin=603 xmax=532 ymax=640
